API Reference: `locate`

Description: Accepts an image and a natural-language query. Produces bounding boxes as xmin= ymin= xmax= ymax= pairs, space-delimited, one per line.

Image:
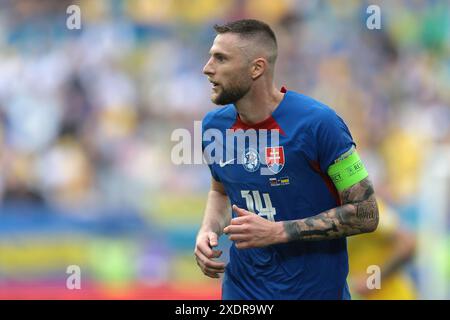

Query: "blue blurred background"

xmin=0 ymin=0 xmax=448 ymax=299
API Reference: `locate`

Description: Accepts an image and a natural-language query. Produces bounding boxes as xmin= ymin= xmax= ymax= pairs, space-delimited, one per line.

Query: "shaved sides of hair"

xmin=213 ymin=19 xmax=278 ymax=66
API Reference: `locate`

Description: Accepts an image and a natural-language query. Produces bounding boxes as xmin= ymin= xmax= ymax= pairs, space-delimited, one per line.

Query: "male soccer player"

xmin=195 ymin=19 xmax=379 ymax=300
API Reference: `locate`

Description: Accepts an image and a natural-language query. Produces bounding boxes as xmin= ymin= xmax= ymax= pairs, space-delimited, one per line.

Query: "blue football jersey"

xmin=201 ymin=88 xmax=355 ymax=300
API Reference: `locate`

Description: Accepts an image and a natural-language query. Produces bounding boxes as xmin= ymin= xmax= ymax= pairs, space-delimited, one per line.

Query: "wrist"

xmin=273 ymin=221 xmax=289 ymax=244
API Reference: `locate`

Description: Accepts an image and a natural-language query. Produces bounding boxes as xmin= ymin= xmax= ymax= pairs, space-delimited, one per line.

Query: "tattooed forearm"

xmin=283 ymin=177 xmax=379 ymax=241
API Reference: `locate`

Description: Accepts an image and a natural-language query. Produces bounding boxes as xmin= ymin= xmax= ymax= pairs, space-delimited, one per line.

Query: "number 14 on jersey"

xmin=240 ymin=190 xmax=277 ymax=222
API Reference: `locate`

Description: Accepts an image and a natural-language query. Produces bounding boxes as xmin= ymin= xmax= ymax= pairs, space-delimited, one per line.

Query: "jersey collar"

xmin=230 ymin=86 xmax=287 ymax=136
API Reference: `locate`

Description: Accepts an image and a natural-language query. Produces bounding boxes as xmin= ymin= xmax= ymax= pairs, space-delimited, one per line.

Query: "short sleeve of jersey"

xmin=202 ymin=111 xmax=221 ymax=182
xmin=310 ymin=108 xmax=355 ymax=172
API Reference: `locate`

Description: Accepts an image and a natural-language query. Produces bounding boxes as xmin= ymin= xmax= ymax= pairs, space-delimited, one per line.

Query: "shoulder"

xmin=280 ymin=91 xmax=343 ymax=131
xmin=202 ymin=105 xmax=236 ymax=131
xmin=288 ymin=91 xmax=339 ymax=120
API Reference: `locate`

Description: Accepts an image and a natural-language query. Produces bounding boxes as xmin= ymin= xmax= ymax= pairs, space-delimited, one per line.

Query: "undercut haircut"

xmin=213 ymin=19 xmax=278 ymax=65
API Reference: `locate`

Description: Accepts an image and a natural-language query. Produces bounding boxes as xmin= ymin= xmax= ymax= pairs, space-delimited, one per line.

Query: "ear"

xmin=250 ymin=58 xmax=267 ymax=80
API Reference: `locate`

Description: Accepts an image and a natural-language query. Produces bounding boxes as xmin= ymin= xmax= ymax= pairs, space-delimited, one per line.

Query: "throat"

xmin=235 ymin=91 xmax=285 ymax=125
xmin=237 ymin=109 xmax=273 ymax=125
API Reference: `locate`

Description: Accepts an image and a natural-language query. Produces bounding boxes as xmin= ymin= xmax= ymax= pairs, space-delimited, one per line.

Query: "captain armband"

xmin=327 ymin=148 xmax=369 ymax=191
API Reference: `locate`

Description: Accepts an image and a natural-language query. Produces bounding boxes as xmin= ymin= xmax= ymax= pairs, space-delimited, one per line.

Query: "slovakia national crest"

xmin=265 ymin=146 xmax=285 ymax=174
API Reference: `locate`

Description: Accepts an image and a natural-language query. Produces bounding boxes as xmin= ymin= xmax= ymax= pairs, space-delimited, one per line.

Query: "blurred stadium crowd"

xmin=0 ymin=0 xmax=448 ymax=299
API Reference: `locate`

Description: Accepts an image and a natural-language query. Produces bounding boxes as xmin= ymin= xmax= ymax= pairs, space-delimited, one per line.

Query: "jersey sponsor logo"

xmin=219 ymin=158 xmax=236 ymax=167
xmin=265 ymin=146 xmax=285 ymax=174
xmin=242 ymin=148 xmax=260 ymax=172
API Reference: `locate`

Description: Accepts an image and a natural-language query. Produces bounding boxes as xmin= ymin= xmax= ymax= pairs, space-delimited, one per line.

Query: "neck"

xmin=234 ymin=81 xmax=284 ymax=125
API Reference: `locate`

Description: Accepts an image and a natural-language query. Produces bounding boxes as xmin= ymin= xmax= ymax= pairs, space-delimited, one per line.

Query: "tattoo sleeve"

xmin=283 ymin=177 xmax=379 ymax=241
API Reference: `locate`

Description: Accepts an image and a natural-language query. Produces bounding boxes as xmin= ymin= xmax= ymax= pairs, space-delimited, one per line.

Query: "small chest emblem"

xmin=242 ymin=148 xmax=260 ymax=172
xmin=265 ymin=146 xmax=285 ymax=174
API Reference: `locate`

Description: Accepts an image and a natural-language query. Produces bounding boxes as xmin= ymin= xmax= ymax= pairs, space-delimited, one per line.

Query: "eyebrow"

xmin=209 ymin=50 xmax=229 ymax=58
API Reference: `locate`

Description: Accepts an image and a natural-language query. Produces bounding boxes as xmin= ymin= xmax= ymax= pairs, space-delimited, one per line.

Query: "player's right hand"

xmin=194 ymin=231 xmax=225 ymax=278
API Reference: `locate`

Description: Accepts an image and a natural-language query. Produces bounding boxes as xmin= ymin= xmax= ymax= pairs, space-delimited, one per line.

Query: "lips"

xmin=208 ymin=79 xmax=220 ymax=88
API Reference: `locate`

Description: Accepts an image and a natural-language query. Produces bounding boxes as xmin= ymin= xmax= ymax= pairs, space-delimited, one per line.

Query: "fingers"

xmin=211 ymin=248 xmax=223 ymax=258
xmin=232 ymin=204 xmax=251 ymax=217
xmin=223 ymin=224 xmax=247 ymax=234
xmin=195 ymin=258 xmax=224 ymax=278
xmin=195 ymin=258 xmax=221 ymax=278
xmin=208 ymin=232 xmax=218 ymax=247
xmin=195 ymin=249 xmax=226 ymax=278
xmin=230 ymin=217 xmax=248 ymax=225
xmin=197 ymin=233 xmax=219 ymax=258
xmin=223 ymin=223 xmax=251 ymax=249
xmin=195 ymin=252 xmax=225 ymax=275
xmin=234 ymin=241 xmax=250 ymax=249
xmin=194 ymin=233 xmax=225 ymax=278
xmin=194 ymin=240 xmax=224 ymax=267
xmin=196 ymin=250 xmax=225 ymax=269
xmin=228 ymin=234 xmax=248 ymax=242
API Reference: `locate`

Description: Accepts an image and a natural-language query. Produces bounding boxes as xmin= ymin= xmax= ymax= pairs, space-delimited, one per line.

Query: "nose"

xmin=203 ymin=58 xmax=214 ymax=76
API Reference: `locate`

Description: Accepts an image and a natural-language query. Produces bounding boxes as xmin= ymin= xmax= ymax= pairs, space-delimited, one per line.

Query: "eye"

xmin=215 ymin=54 xmax=226 ymax=62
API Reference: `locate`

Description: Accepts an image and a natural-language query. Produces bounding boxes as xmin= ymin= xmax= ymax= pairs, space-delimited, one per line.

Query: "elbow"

xmin=365 ymin=202 xmax=379 ymax=233
xmin=354 ymin=198 xmax=379 ymax=234
xmin=366 ymin=214 xmax=379 ymax=233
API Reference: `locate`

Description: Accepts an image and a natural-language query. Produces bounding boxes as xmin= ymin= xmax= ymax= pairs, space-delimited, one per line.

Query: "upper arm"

xmin=329 ymin=148 xmax=379 ymax=230
xmin=328 ymin=146 xmax=379 ymax=220
xmin=313 ymin=108 xmax=355 ymax=172
xmin=327 ymin=146 xmax=371 ymax=203
xmin=210 ymin=177 xmax=227 ymax=195
xmin=311 ymin=108 xmax=377 ymax=214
